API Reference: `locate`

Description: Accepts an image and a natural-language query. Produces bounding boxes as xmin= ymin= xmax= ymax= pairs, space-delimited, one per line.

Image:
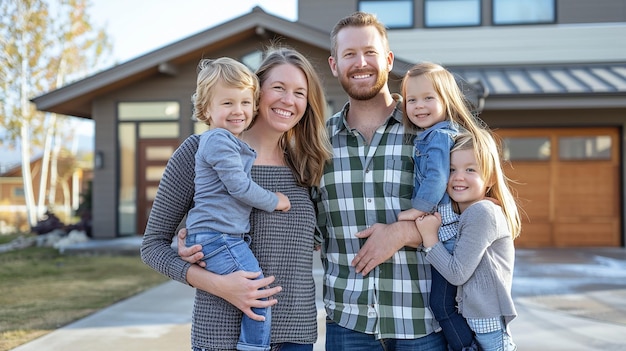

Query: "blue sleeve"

xmin=412 ymin=129 xmax=454 ymax=212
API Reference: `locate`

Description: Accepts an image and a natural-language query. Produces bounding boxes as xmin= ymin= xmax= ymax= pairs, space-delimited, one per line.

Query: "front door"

xmin=136 ymin=139 xmax=180 ymax=235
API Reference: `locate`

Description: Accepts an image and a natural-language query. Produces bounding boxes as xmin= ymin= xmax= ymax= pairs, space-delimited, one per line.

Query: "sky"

xmin=90 ymin=0 xmax=297 ymax=64
xmin=0 ymin=0 xmax=298 ymax=170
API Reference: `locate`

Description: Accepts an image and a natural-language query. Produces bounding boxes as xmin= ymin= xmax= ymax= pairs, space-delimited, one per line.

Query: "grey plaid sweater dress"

xmin=140 ymin=135 xmax=318 ymax=350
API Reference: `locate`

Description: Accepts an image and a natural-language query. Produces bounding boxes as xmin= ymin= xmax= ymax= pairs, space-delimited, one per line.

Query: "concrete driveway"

xmin=10 ymin=242 xmax=626 ymax=351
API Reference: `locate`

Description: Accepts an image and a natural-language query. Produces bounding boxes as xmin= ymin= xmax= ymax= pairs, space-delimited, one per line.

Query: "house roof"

xmin=31 ymin=6 xmax=414 ymax=119
xmin=450 ymin=63 xmax=626 ymax=109
xmin=31 ymin=7 xmax=626 ymax=117
xmin=453 ymin=63 xmax=626 ymax=95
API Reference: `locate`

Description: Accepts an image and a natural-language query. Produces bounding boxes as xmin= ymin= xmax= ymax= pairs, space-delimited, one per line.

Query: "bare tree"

xmin=0 ymin=0 xmax=110 ymax=228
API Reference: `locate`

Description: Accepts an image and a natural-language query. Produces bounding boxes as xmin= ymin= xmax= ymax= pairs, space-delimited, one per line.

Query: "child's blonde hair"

xmin=452 ymin=129 xmax=522 ymax=239
xmin=192 ymin=57 xmax=260 ymax=125
xmin=401 ymin=62 xmax=484 ymax=137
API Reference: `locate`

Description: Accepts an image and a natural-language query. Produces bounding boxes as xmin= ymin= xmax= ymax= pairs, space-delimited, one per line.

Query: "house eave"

xmin=484 ymin=93 xmax=626 ymax=110
xmin=30 ymin=6 xmax=337 ymax=119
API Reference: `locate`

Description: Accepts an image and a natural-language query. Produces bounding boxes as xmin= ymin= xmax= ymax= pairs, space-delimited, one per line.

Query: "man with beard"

xmin=315 ymin=11 xmax=447 ymax=350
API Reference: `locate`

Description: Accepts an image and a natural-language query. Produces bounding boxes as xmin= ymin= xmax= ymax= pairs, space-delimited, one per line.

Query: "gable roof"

xmin=31 ymin=6 xmax=413 ymax=119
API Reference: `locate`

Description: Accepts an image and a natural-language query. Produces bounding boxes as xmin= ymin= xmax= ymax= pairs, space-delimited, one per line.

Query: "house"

xmin=32 ymin=0 xmax=626 ymax=248
xmin=0 ymin=157 xmax=92 ymax=233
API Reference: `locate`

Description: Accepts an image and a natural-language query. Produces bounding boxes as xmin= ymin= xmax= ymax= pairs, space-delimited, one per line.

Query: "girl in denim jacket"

xmin=398 ymin=62 xmax=486 ymax=351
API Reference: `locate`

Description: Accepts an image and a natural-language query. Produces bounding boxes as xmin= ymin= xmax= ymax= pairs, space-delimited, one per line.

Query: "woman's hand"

xmin=177 ymin=228 xmax=206 ymax=267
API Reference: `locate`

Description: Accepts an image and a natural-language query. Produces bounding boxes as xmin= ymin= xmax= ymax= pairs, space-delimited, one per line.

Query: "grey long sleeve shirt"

xmin=426 ymin=200 xmax=517 ymax=327
xmin=186 ymin=128 xmax=278 ymax=235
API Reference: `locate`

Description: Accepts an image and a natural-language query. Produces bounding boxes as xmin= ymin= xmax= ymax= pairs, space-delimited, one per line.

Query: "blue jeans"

xmin=187 ymin=232 xmax=270 ymax=351
xmin=325 ymin=318 xmax=446 ymax=351
xmin=271 ymin=343 xmax=313 ymax=351
xmin=475 ymin=328 xmax=516 ymax=351
xmin=193 ymin=344 xmax=312 ymax=351
xmin=430 ymin=238 xmax=475 ymax=351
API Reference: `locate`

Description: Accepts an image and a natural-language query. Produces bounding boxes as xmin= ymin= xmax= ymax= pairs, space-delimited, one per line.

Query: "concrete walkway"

xmin=10 ymin=242 xmax=626 ymax=351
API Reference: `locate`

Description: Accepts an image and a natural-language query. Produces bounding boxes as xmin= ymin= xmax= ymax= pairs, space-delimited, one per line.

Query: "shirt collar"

xmin=333 ymin=97 xmax=404 ymax=135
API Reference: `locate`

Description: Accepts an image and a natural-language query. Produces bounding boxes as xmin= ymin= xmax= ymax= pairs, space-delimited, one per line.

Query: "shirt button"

xmin=367 ymin=304 xmax=377 ymax=317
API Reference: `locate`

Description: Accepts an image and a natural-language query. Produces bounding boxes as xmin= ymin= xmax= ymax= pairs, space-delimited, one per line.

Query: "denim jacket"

xmin=412 ymin=120 xmax=458 ymax=213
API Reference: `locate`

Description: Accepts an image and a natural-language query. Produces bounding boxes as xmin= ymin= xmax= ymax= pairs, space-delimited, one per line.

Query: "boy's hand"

xmin=275 ymin=192 xmax=291 ymax=212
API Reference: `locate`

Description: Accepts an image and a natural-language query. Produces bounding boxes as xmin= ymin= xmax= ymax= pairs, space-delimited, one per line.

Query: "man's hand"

xmin=351 ymin=221 xmax=422 ymax=276
xmin=186 ymin=266 xmax=281 ymax=321
xmin=177 ymin=228 xmax=206 ymax=267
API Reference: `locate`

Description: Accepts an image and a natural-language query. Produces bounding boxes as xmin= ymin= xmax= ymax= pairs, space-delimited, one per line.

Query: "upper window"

xmin=493 ymin=0 xmax=555 ymax=25
xmin=559 ymin=136 xmax=611 ymax=161
xmin=118 ymin=101 xmax=180 ymax=121
xmin=425 ymin=0 xmax=481 ymax=27
xmin=359 ymin=0 xmax=414 ymax=28
xmin=503 ymin=137 xmax=550 ymax=161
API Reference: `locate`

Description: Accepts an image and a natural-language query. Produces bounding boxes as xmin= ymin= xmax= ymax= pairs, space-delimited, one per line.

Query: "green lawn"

xmin=0 ymin=234 xmax=169 ymax=351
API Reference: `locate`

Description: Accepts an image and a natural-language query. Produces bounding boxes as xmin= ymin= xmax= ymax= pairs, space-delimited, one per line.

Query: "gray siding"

xmin=92 ymin=98 xmax=118 ymax=238
xmin=389 ymin=24 xmax=626 ymax=66
xmin=558 ymin=0 xmax=626 ymax=23
xmin=298 ymin=0 xmax=357 ymax=33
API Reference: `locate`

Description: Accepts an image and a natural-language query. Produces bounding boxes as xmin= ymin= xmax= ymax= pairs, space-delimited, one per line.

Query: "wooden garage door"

xmin=496 ymin=128 xmax=621 ymax=248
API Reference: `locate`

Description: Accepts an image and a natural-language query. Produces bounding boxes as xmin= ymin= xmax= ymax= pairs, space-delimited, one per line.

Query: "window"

xmin=118 ymin=101 xmax=180 ymax=121
xmin=503 ymin=137 xmax=550 ymax=161
xmin=493 ymin=0 xmax=555 ymax=25
xmin=559 ymin=136 xmax=611 ymax=160
xmin=425 ymin=0 xmax=481 ymax=27
xmin=13 ymin=187 xmax=25 ymax=197
xmin=359 ymin=0 xmax=413 ymax=28
xmin=241 ymin=50 xmax=264 ymax=72
xmin=118 ymin=123 xmax=136 ymax=235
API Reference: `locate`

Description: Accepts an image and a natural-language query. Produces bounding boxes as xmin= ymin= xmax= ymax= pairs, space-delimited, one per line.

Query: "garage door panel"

xmin=554 ymin=221 xmax=620 ymax=247
xmin=515 ymin=222 xmax=553 ymax=248
xmin=504 ymin=163 xmax=550 ymax=219
xmin=556 ymin=164 xmax=619 ymax=217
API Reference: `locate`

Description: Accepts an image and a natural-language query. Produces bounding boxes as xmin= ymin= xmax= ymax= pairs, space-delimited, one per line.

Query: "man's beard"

xmin=339 ymin=68 xmax=388 ymax=101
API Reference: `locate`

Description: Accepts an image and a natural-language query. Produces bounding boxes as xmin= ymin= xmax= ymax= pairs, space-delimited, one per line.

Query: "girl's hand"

xmin=416 ymin=212 xmax=442 ymax=248
xmin=398 ymin=208 xmax=426 ymax=221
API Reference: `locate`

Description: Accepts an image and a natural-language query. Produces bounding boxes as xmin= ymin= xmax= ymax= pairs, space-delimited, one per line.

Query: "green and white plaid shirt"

xmin=315 ymin=102 xmax=440 ymax=339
